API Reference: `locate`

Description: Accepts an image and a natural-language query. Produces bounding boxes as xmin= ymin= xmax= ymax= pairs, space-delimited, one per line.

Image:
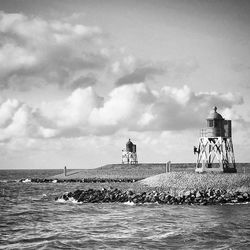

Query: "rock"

xmin=126 ymin=190 xmax=134 ymax=196
xmin=54 ymin=188 xmax=250 ymax=205
xmin=73 ymin=189 xmax=83 ymax=198
xmin=243 ymin=193 xmax=249 ymax=201
xmin=176 ymin=196 xmax=182 ymax=204
xmin=190 ymin=190 xmax=196 ymax=196
xmin=153 ymin=192 xmax=159 ymax=201
xmin=201 ymin=201 xmax=208 ymax=206
xmin=62 ymin=194 xmax=69 ymax=201
xmin=237 ymin=195 xmax=244 ymax=202
xmin=150 ymin=196 xmax=157 ymax=203
xmin=208 ymin=189 xmax=214 ymax=197
xmin=109 ymin=194 xmax=115 ymax=201
xmin=231 ymin=199 xmax=238 ymax=203
xmin=145 ymin=193 xmax=153 ymax=202
xmin=103 ymin=193 xmax=110 ymax=202
xmin=78 ymin=193 xmax=86 ymax=202
xmin=194 ymin=198 xmax=201 ymax=203
xmin=196 ymin=191 xmax=202 ymax=198
xmin=158 ymin=193 xmax=166 ymax=203
xmin=165 ymin=194 xmax=172 ymax=202
xmin=215 ymin=189 xmax=221 ymax=197
xmin=170 ymin=196 xmax=177 ymax=204
xmin=67 ymin=192 xmax=73 ymax=198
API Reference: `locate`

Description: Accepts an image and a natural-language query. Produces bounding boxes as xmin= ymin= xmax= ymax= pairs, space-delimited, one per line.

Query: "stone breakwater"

xmin=19 ymin=178 xmax=138 ymax=183
xmin=55 ymin=188 xmax=250 ymax=205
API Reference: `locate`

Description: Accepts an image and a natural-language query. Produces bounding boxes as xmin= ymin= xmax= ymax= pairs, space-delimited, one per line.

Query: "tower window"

xmin=208 ymin=120 xmax=213 ymax=127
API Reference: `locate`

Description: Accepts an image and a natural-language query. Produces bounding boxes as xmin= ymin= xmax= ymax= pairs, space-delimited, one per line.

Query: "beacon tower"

xmin=194 ymin=107 xmax=236 ymax=173
xmin=122 ymin=139 xmax=138 ymax=164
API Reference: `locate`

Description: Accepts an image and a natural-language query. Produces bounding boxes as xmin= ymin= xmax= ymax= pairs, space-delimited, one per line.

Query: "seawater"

xmin=0 ymin=170 xmax=250 ymax=249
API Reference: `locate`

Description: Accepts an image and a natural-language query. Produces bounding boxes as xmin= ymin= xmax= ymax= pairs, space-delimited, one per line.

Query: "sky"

xmin=0 ymin=0 xmax=250 ymax=169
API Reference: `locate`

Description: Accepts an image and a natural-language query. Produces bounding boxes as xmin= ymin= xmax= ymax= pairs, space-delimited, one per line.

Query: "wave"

xmin=55 ymin=197 xmax=82 ymax=204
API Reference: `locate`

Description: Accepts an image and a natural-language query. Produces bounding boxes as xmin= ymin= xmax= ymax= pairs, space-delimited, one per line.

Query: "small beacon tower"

xmin=194 ymin=107 xmax=236 ymax=173
xmin=122 ymin=139 xmax=138 ymax=164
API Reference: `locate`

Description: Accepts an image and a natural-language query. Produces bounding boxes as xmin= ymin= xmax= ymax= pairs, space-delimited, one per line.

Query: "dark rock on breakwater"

xmin=55 ymin=188 xmax=250 ymax=205
xmin=19 ymin=178 xmax=139 ymax=183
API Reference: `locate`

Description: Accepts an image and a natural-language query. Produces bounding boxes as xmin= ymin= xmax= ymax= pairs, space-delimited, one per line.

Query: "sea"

xmin=0 ymin=169 xmax=250 ymax=250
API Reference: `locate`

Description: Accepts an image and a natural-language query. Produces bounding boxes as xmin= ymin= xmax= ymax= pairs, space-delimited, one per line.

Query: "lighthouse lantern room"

xmin=194 ymin=107 xmax=236 ymax=173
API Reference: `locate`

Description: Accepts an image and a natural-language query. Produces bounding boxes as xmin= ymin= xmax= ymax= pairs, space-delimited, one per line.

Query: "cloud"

xmin=0 ymin=11 xmax=107 ymax=89
xmin=89 ymin=83 xmax=156 ymax=134
xmin=110 ymin=55 xmax=136 ymax=75
xmin=0 ymin=101 xmax=36 ymax=141
xmin=115 ymin=65 xmax=165 ymax=86
xmin=112 ymin=58 xmax=198 ymax=87
xmin=0 ymin=84 xmax=245 ymax=143
xmin=70 ymin=73 xmax=97 ymax=90
xmin=0 ymin=12 xmax=199 ymax=93
xmin=41 ymin=87 xmax=102 ymax=128
xmin=110 ymin=55 xmax=167 ymax=87
xmin=144 ymin=85 xmax=244 ymax=131
xmin=0 ymin=99 xmax=21 ymax=127
xmin=0 ymin=99 xmax=58 ymax=141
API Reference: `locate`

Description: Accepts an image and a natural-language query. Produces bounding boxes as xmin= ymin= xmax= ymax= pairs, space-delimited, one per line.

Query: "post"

xmin=166 ymin=161 xmax=171 ymax=172
xmin=64 ymin=166 xmax=67 ymax=176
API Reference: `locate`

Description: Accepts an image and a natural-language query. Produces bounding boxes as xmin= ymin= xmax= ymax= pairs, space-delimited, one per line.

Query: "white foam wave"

xmin=56 ymin=198 xmax=67 ymax=203
xmin=22 ymin=179 xmax=31 ymax=183
xmin=69 ymin=197 xmax=82 ymax=204
xmin=224 ymin=202 xmax=250 ymax=206
xmin=124 ymin=201 xmax=136 ymax=206
xmin=56 ymin=197 xmax=82 ymax=204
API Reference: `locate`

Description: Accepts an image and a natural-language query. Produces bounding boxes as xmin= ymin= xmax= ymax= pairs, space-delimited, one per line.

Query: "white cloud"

xmin=0 ymin=99 xmax=57 ymax=141
xmin=0 ymin=44 xmax=38 ymax=77
xmin=41 ymin=87 xmax=102 ymax=129
xmin=110 ymin=55 xmax=136 ymax=75
xmin=110 ymin=56 xmax=167 ymax=86
xmin=89 ymin=83 xmax=155 ymax=128
xmin=0 ymin=103 xmax=33 ymax=141
xmin=162 ymin=85 xmax=192 ymax=105
xmin=0 ymin=11 xmax=106 ymax=89
xmin=137 ymin=112 xmax=155 ymax=127
xmin=0 ymin=99 xmax=20 ymax=127
xmin=145 ymin=85 xmax=244 ymax=131
xmin=0 ymin=83 xmax=245 ymax=143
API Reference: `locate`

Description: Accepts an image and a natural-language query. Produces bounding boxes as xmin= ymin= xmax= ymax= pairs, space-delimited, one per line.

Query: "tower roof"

xmin=207 ymin=106 xmax=223 ymax=120
xmin=126 ymin=139 xmax=133 ymax=145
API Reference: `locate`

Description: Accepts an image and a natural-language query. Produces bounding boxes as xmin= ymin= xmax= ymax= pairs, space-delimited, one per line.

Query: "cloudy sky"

xmin=0 ymin=0 xmax=250 ymax=169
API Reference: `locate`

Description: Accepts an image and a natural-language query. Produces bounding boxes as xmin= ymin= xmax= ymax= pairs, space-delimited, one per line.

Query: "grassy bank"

xmin=139 ymin=172 xmax=250 ymax=194
xmin=51 ymin=163 xmax=250 ymax=181
xmin=51 ymin=163 xmax=166 ymax=180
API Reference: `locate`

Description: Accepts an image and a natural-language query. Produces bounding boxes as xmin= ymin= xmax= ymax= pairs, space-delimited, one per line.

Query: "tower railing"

xmin=200 ymin=127 xmax=226 ymax=137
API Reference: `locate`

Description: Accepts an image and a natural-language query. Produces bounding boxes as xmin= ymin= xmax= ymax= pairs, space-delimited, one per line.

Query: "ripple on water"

xmin=1 ymin=182 xmax=250 ymax=249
